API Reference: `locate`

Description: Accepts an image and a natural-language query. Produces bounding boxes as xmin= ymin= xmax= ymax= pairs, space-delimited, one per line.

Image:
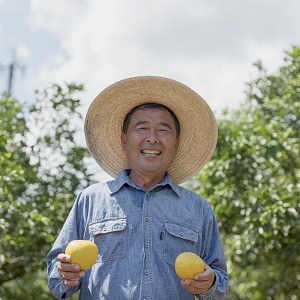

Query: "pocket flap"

xmin=165 ymin=222 xmax=198 ymax=243
xmin=89 ymin=218 xmax=126 ymax=236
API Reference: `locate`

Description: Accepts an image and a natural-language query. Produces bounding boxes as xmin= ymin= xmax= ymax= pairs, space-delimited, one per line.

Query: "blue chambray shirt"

xmin=47 ymin=170 xmax=228 ymax=299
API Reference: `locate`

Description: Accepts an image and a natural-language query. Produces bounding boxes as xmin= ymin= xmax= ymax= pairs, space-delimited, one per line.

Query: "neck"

xmin=128 ymin=171 xmax=165 ymax=191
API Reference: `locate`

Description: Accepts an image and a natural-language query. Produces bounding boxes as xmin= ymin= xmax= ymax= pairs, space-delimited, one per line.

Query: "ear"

xmin=121 ymin=132 xmax=127 ymax=151
xmin=175 ymin=136 xmax=180 ymax=151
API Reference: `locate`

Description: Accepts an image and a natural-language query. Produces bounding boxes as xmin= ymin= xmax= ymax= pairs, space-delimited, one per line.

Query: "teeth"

xmin=142 ymin=150 xmax=161 ymax=156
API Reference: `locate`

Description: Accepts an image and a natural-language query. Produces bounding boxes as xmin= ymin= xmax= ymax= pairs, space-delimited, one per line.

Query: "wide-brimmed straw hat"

xmin=84 ymin=76 xmax=218 ymax=184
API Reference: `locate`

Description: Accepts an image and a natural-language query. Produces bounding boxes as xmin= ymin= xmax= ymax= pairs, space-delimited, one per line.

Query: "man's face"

xmin=121 ymin=108 xmax=180 ymax=179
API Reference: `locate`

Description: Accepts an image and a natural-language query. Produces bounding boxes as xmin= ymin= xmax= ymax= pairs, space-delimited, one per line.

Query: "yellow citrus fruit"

xmin=65 ymin=240 xmax=98 ymax=270
xmin=175 ymin=252 xmax=205 ymax=280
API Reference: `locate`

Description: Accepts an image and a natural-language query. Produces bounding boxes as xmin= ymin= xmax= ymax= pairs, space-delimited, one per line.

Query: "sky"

xmin=1 ymin=0 xmax=299 ymax=181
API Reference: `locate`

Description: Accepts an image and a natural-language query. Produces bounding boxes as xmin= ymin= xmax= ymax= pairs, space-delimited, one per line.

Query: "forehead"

xmin=130 ymin=108 xmax=176 ymax=124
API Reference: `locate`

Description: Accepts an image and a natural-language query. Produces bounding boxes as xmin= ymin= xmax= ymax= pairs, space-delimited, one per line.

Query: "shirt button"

xmin=180 ymin=232 xmax=184 ymax=236
xmin=146 ymin=191 xmax=150 ymax=197
xmin=145 ymin=217 xmax=149 ymax=222
xmin=145 ymin=243 xmax=150 ymax=248
xmin=145 ymin=270 xmax=149 ymax=275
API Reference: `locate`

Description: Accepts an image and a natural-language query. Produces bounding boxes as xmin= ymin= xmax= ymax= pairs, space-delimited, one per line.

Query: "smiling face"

xmin=121 ymin=108 xmax=180 ymax=186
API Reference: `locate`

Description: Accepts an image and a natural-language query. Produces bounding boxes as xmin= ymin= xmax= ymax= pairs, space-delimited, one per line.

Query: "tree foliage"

xmin=187 ymin=46 xmax=300 ymax=299
xmin=0 ymin=83 xmax=95 ymax=299
xmin=1 ymin=47 xmax=299 ymax=299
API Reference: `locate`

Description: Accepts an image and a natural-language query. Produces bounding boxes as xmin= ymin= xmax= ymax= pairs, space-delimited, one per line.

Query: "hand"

xmin=181 ymin=263 xmax=215 ymax=295
xmin=57 ymin=254 xmax=85 ymax=287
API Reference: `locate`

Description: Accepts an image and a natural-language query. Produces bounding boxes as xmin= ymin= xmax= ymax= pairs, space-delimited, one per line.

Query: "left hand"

xmin=181 ymin=263 xmax=215 ymax=295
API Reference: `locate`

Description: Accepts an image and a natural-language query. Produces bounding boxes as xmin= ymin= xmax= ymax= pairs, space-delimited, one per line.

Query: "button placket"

xmin=141 ymin=190 xmax=152 ymax=298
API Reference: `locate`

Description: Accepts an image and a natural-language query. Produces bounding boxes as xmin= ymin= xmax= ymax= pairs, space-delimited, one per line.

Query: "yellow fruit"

xmin=175 ymin=252 xmax=205 ymax=280
xmin=65 ymin=240 xmax=98 ymax=270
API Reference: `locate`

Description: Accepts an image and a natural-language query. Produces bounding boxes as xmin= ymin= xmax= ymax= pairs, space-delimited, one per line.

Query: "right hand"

xmin=57 ymin=254 xmax=85 ymax=287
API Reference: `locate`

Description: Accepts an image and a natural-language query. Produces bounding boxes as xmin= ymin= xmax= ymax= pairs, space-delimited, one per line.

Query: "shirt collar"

xmin=108 ymin=169 xmax=181 ymax=197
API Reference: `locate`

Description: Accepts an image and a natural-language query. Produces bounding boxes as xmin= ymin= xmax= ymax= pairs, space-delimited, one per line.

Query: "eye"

xmin=136 ymin=127 xmax=148 ymax=134
xmin=157 ymin=128 xmax=171 ymax=136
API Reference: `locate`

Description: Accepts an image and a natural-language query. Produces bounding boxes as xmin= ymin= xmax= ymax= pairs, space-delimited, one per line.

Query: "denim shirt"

xmin=47 ymin=170 xmax=228 ymax=300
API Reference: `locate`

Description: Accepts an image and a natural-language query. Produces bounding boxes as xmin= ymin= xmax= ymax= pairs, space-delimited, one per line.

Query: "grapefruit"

xmin=175 ymin=252 xmax=205 ymax=280
xmin=65 ymin=240 xmax=98 ymax=270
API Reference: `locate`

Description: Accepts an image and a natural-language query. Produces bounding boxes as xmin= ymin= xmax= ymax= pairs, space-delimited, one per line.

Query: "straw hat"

xmin=84 ymin=76 xmax=218 ymax=184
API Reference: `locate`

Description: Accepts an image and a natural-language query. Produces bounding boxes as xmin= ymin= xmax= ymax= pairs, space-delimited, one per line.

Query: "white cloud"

xmin=16 ymin=45 xmax=31 ymax=62
xmin=28 ymin=0 xmax=85 ymax=35
xmin=25 ymin=0 xmax=300 ymax=115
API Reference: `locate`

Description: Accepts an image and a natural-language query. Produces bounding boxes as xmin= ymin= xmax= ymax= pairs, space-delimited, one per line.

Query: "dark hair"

xmin=122 ymin=103 xmax=180 ymax=137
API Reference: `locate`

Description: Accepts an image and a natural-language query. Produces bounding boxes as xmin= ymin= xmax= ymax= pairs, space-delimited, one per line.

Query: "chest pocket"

xmin=89 ymin=218 xmax=127 ymax=263
xmin=163 ymin=221 xmax=198 ymax=265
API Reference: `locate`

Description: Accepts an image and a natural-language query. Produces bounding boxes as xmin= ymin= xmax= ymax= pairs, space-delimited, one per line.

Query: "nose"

xmin=146 ymin=130 xmax=159 ymax=143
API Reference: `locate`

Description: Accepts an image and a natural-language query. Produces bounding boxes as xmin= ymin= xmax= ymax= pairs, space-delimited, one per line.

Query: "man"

xmin=47 ymin=76 xmax=229 ymax=299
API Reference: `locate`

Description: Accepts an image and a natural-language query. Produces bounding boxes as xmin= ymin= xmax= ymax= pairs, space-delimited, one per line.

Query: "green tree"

xmin=0 ymin=83 xmax=95 ymax=299
xmin=187 ymin=46 xmax=300 ymax=299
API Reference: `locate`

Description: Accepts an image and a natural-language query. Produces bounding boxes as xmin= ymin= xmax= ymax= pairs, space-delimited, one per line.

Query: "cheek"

xmin=122 ymin=136 xmax=140 ymax=153
xmin=121 ymin=133 xmax=137 ymax=151
xmin=166 ymin=137 xmax=179 ymax=151
xmin=127 ymin=132 xmax=144 ymax=145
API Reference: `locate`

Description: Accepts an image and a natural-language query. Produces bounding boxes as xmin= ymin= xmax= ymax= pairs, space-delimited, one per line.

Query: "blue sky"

xmin=1 ymin=0 xmax=300 ymax=112
xmin=1 ymin=0 xmax=300 ymax=180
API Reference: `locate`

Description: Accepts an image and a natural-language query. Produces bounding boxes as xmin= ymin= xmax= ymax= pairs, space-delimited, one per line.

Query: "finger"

xmin=59 ymin=270 xmax=85 ymax=281
xmin=194 ymin=265 xmax=214 ymax=281
xmin=194 ymin=273 xmax=211 ymax=282
xmin=57 ymin=253 xmax=70 ymax=263
xmin=58 ymin=262 xmax=81 ymax=273
xmin=181 ymin=279 xmax=202 ymax=289
xmin=181 ymin=279 xmax=206 ymax=294
xmin=188 ymin=278 xmax=211 ymax=291
xmin=63 ymin=278 xmax=81 ymax=287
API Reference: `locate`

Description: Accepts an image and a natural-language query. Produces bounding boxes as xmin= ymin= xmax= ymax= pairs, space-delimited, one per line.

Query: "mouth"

xmin=141 ymin=149 xmax=162 ymax=156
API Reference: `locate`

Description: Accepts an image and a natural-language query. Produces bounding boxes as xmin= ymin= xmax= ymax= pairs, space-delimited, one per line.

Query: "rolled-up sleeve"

xmin=197 ymin=202 xmax=229 ymax=299
xmin=46 ymin=193 xmax=84 ymax=299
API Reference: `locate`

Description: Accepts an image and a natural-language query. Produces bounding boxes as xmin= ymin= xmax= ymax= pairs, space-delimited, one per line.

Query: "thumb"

xmin=57 ymin=253 xmax=70 ymax=263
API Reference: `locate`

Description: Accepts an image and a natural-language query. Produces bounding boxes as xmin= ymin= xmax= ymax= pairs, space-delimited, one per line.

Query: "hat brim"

xmin=84 ymin=76 xmax=218 ymax=184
